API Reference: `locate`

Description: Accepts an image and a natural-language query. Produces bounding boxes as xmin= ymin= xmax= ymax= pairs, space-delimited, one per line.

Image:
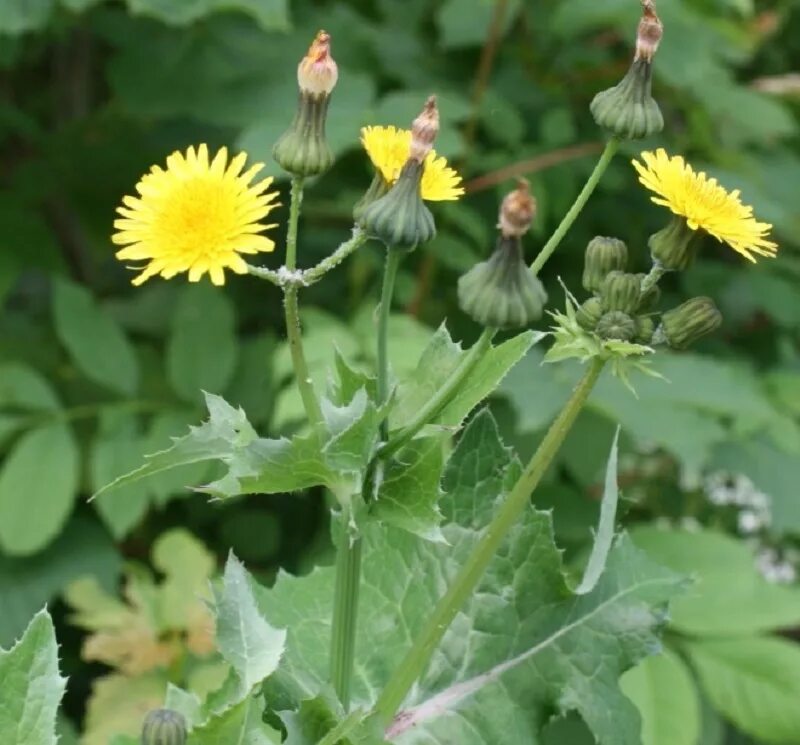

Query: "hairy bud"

xmin=498 ymin=179 xmax=537 ymax=238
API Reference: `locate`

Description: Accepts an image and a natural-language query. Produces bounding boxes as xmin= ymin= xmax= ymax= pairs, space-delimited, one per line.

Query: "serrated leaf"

xmin=321 ymin=389 xmax=381 ymax=474
xmin=256 ymin=411 xmax=684 ymax=745
xmin=372 ymin=437 xmax=445 ymax=542
xmin=632 ymin=526 xmax=800 ymax=635
xmin=686 ymin=637 xmax=800 ymax=744
xmin=165 ymin=684 xmax=203 ymax=729
xmin=620 ymin=648 xmax=701 ymax=745
xmin=52 ymin=278 xmax=139 ymax=395
xmin=0 ymin=423 xmax=79 ymax=556
xmin=0 ymin=609 xmax=66 ymax=745
xmin=212 ymin=553 xmax=286 ymax=691
xmin=168 ymin=284 xmax=238 ymax=404
xmin=189 ymin=692 xmax=276 ymax=744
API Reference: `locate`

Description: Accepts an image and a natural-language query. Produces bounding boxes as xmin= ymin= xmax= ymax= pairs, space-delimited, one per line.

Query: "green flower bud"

xmin=273 ymin=32 xmax=338 ymax=177
xmin=590 ymin=60 xmax=664 ymax=140
xmin=648 ymin=216 xmax=698 ymax=271
xmin=576 ymin=296 xmax=603 ymax=330
xmin=359 ymin=160 xmax=435 ymax=252
xmin=596 ymin=311 xmax=636 ymax=341
xmin=582 ymin=237 xmax=628 ymax=293
xmin=600 ymin=271 xmax=642 ymax=314
xmin=657 ymin=297 xmax=722 ymax=349
xmin=141 ymin=709 xmax=187 ymax=745
xmin=458 ymin=236 xmax=547 ymax=328
xmin=353 ymin=171 xmax=390 ymax=222
xmin=635 ymin=315 xmax=656 ymax=343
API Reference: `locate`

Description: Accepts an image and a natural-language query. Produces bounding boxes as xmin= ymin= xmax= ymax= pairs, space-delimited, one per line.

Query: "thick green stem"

xmin=380 ymin=327 xmax=496 ymax=459
xmin=283 ymin=176 xmax=323 ymax=427
xmin=373 ymin=357 xmax=606 ymax=724
xmin=330 ymin=531 xmax=363 ymax=710
xmin=377 ymin=250 xmax=403 ymax=438
xmin=530 ymin=138 xmax=619 ymax=276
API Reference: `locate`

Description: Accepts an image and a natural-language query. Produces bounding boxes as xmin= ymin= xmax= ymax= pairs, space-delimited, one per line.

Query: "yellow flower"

xmin=113 ymin=144 xmax=279 ymax=286
xmin=632 ymin=148 xmax=777 ymax=262
xmin=360 ymin=125 xmax=464 ymax=201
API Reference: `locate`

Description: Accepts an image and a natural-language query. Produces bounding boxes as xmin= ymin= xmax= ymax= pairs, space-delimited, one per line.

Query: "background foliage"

xmin=1 ymin=0 xmax=800 ymax=743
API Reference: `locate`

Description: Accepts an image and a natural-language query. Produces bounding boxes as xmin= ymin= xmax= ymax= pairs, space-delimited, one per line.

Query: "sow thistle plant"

xmin=3 ymin=6 xmax=781 ymax=745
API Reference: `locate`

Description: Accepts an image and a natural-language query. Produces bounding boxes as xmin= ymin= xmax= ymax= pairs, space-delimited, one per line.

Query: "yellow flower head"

xmin=632 ymin=148 xmax=777 ymax=263
xmin=113 ymin=144 xmax=279 ymax=286
xmin=360 ymin=125 xmax=464 ymax=201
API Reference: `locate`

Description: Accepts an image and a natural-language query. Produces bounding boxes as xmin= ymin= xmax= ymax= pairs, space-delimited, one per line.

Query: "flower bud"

xmin=273 ymin=31 xmax=337 ymax=177
xmin=353 ymin=172 xmax=390 ymax=222
xmin=141 ymin=709 xmax=187 ymax=745
xmin=657 ymin=297 xmax=722 ymax=349
xmin=648 ymin=216 xmax=698 ymax=271
xmin=499 ymin=179 xmax=536 ymax=238
xmin=596 ymin=311 xmax=637 ymax=341
xmin=576 ymin=296 xmax=603 ymax=330
xmin=635 ymin=315 xmax=656 ymax=343
xmin=600 ymin=271 xmax=642 ymax=314
xmin=590 ymin=2 xmax=664 ymax=140
xmin=359 ymin=160 xmax=434 ymax=251
xmin=458 ymin=236 xmax=547 ymax=328
xmin=582 ymin=236 xmax=628 ymax=293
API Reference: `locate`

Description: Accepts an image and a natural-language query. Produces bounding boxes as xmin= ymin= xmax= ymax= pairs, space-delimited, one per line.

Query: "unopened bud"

xmin=458 ymin=236 xmax=547 ymax=328
xmin=635 ymin=315 xmax=656 ymax=343
xmin=596 ymin=311 xmax=637 ymax=341
xmin=582 ymin=237 xmax=628 ymax=293
xmin=297 ymin=30 xmax=338 ymax=96
xmin=141 ymin=709 xmax=187 ymax=745
xmin=657 ymin=297 xmax=722 ymax=349
xmin=576 ymin=296 xmax=603 ymax=331
xmin=409 ymin=96 xmax=439 ymax=163
xmin=636 ymin=2 xmax=663 ymax=63
xmin=600 ymin=271 xmax=642 ymax=314
xmin=498 ymin=179 xmax=537 ymax=238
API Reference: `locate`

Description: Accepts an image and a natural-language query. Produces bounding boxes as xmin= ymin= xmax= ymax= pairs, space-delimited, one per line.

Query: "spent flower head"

xmin=636 ymin=1 xmax=663 ymax=62
xmin=113 ymin=144 xmax=278 ymax=286
xmin=634 ymin=148 xmax=778 ymax=262
xmin=498 ymin=178 xmax=537 ymax=238
xmin=297 ymin=30 xmax=338 ymax=95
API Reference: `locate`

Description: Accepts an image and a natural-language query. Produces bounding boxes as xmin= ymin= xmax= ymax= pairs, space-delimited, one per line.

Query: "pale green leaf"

xmin=168 ymin=284 xmax=238 ymax=404
xmin=212 ymin=553 xmax=286 ymax=691
xmin=188 ymin=694 xmax=278 ymax=744
xmin=687 ymin=637 xmax=800 ymax=744
xmin=52 ymin=278 xmax=139 ymax=395
xmin=632 ymin=526 xmax=800 ymax=635
xmin=0 ymin=423 xmax=79 ymax=556
xmin=0 ymin=609 xmax=66 ymax=745
xmin=321 ymin=390 xmax=381 ymax=474
xmin=257 ymin=411 xmax=684 ymax=744
xmin=372 ymin=437 xmax=445 ymax=542
xmin=165 ymin=684 xmax=203 ymax=729
xmin=621 ymin=648 xmax=701 ymax=745
xmin=575 ymin=427 xmax=620 ymax=594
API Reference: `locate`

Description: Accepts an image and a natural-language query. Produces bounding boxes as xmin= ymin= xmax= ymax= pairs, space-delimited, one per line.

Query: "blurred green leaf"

xmin=126 ymin=0 xmax=289 ymax=30
xmin=0 ymin=609 xmax=66 ymax=745
xmin=168 ymin=284 xmax=238 ymax=404
xmin=0 ymin=423 xmax=79 ymax=556
xmin=620 ymin=648 xmax=701 ymax=745
xmin=0 ymin=362 xmax=60 ymax=411
xmin=0 ymin=0 xmax=53 ymax=35
xmin=437 ymin=0 xmax=521 ymax=48
xmin=687 ymin=637 xmax=800 ymax=744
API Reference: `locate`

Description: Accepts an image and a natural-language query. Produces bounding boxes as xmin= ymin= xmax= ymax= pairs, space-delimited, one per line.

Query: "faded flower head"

xmin=498 ymin=179 xmax=537 ymax=238
xmin=360 ymin=125 xmax=464 ymax=201
xmin=636 ymin=1 xmax=663 ymax=62
xmin=113 ymin=144 xmax=278 ymax=286
xmin=633 ymin=149 xmax=778 ymax=262
xmin=297 ymin=30 xmax=338 ymax=95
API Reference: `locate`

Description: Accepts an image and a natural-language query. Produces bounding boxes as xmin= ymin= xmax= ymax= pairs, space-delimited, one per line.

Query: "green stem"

xmin=330 ymin=531 xmax=363 ymax=710
xmin=373 ymin=357 xmax=606 ymax=724
xmin=304 ymin=229 xmax=368 ymax=285
xmin=380 ymin=327 xmax=496 ymax=459
xmin=640 ymin=262 xmax=665 ymax=296
xmin=377 ymin=250 xmax=403 ymax=438
xmin=283 ymin=176 xmax=323 ymax=427
xmin=529 ymin=138 xmax=619 ymax=276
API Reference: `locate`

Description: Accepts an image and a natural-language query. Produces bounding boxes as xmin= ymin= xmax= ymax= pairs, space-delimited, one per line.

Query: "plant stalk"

xmin=373 ymin=357 xmax=606 ymax=723
xmin=530 ymin=138 xmax=619 ymax=276
xmin=330 ymin=530 xmax=363 ymax=710
xmin=283 ymin=176 xmax=323 ymax=427
xmin=377 ymin=249 xmax=403 ymax=440
xmin=380 ymin=327 xmax=496 ymax=459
